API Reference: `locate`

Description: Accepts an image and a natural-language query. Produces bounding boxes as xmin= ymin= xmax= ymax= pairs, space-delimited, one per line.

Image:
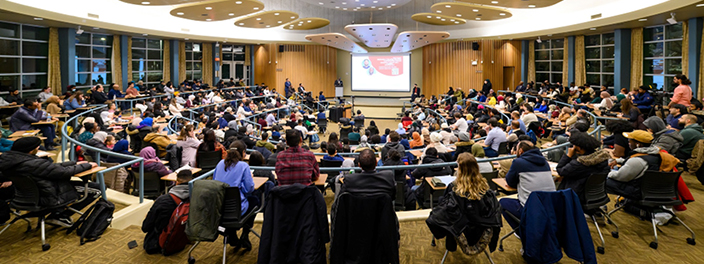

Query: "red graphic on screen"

xmin=369 ymin=56 xmax=404 ymax=76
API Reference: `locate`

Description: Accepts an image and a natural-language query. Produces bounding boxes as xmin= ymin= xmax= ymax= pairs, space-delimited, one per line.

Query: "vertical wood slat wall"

xmin=422 ymin=40 xmax=522 ymax=97
xmin=254 ymin=44 xmax=337 ymax=97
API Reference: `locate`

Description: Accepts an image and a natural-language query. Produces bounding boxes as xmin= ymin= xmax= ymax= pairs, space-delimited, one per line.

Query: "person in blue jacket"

xmin=499 ymin=140 xmax=556 ymax=229
xmin=0 ymin=138 xmax=13 ymax=152
xmin=631 ymin=85 xmax=654 ymax=113
xmin=322 ymin=144 xmax=344 ymax=162
xmin=536 ymin=100 xmax=549 ymax=113
xmin=64 ymin=91 xmax=85 ymax=111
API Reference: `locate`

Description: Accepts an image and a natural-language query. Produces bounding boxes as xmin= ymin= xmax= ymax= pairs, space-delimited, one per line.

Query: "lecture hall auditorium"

xmin=1 ymin=0 xmax=704 ymax=263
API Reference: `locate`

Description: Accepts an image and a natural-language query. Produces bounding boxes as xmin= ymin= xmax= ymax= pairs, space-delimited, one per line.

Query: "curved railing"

xmin=60 ymin=105 xmax=148 ymax=203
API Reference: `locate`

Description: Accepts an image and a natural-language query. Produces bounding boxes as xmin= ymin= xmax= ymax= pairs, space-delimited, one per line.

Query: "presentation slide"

xmin=351 ymin=53 xmax=410 ymax=92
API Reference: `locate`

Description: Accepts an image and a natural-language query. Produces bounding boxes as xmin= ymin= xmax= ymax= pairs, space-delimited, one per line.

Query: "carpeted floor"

xmin=2 ymin=172 xmax=704 ymax=264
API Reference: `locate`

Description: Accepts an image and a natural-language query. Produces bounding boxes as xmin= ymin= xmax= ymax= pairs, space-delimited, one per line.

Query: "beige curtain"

xmin=179 ymin=41 xmax=186 ymax=81
xmin=126 ymin=36 xmax=132 ymax=86
xmin=111 ymin=35 xmax=122 ymax=88
xmin=47 ymin=27 xmax=61 ymax=94
xmin=562 ymin=37 xmax=569 ymax=85
xmin=202 ymin=43 xmax=213 ymax=85
xmin=681 ymin=21 xmax=689 ymax=75
xmin=163 ymin=40 xmax=170 ymax=83
xmin=699 ymin=24 xmax=704 ymax=99
xmin=630 ymin=28 xmax=644 ymax=90
xmin=528 ymin=41 xmax=535 ymax=82
xmin=574 ymin=35 xmax=586 ymax=85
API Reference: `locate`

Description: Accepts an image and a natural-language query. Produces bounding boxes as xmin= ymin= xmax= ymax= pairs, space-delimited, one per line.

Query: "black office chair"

xmin=481 ymin=170 xmax=500 ymax=191
xmin=131 ymin=171 xmax=162 ymax=199
xmin=349 ymin=139 xmax=360 ymax=145
xmin=196 ymin=150 xmax=223 ymax=171
xmin=439 ymin=227 xmax=496 ymax=264
xmin=394 ymin=182 xmax=407 ymax=211
xmin=354 ymin=119 xmax=365 ymax=130
xmin=339 ymin=125 xmax=352 ymax=141
xmin=187 ymin=187 xmax=260 ymax=264
xmin=319 ymin=159 xmax=343 ymax=194
xmin=607 ymin=171 xmax=695 ymax=249
xmin=0 ymin=175 xmax=89 ymax=251
xmin=318 ymin=118 xmax=328 ymax=135
xmin=497 ymin=142 xmax=509 ymax=155
xmin=582 ymin=173 xmax=619 ymax=254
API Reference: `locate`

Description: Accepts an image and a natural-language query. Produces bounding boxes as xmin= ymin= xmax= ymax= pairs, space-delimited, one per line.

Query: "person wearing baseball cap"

xmin=0 ymin=137 xmax=99 ymax=227
xmin=605 ymin=130 xmax=679 ymax=199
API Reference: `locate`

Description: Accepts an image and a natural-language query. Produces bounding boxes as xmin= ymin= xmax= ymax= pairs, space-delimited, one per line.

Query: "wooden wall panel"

xmin=423 ymin=40 xmax=522 ymax=96
xmin=253 ymin=44 xmax=337 ymax=97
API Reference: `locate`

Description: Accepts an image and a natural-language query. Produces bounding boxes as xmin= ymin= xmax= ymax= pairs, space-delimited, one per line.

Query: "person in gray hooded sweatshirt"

xmin=142 ymin=170 xmax=193 ymax=254
xmin=643 ymin=116 xmax=683 ymax=155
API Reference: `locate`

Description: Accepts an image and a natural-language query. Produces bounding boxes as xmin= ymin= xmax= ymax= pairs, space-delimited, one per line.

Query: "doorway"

xmin=503 ymin=67 xmax=515 ymax=91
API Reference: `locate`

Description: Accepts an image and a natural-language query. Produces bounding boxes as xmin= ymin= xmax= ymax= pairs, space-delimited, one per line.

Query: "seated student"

xmin=44 ymin=95 xmax=63 ymax=116
xmin=471 ymin=144 xmax=495 ymax=173
xmin=338 ymin=149 xmax=395 ymax=197
xmin=482 ymin=118 xmax=507 ymax=157
xmin=143 ymin=127 xmax=172 ymax=159
xmin=556 ymin=132 xmax=610 ymax=202
xmin=0 ymin=137 xmax=99 ymax=227
xmin=323 ymin=144 xmax=345 ymax=162
xmin=132 ymin=146 xmax=172 ymax=176
xmin=10 ymin=99 xmax=58 ymax=150
xmin=642 ymin=116 xmax=683 ymax=155
xmin=106 ymin=139 xmax=133 ymax=163
xmin=450 ymin=112 xmax=468 ymax=133
xmin=409 ymin=132 xmax=424 ymax=149
xmin=452 ymin=132 xmax=473 ymax=161
xmin=499 ymin=141 xmax=556 ymax=229
xmin=141 ymin=170 xmax=193 ymax=254
xmin=676 ymin=114 xmax=704 ymax=160
xmin=213 ymin=140 xmax=257 ymax=250
xmin=411 ymin=147 xmax=452 ymax=180
xmin=603 ymin=120 xmax=633 ymax=160
xmin=666 ymin=104 xmax=687 ymax=130
xmin=85 ymin=131 xmax=111 ymax=160
xmin=606 ymin=130 xmax=678 ymax=199
xmin=78 ymin=122 xmax=98 ymax=144
xmin=348 ymin=127 xmax=361 ymax=142
xmin=64 ymin=91 xmax=85 ymax=111
xmin=249 ymin=150 xmax=276 ymax=184
xmin=353 ymin=110 xmax=365 ymax=125
xmin=5 ymin=88 xmax=23 ymax=105
xmin=275 ymin=129 xmax=320 ymax=186
xmin=267 ymin=142 xmax=286 ymax=166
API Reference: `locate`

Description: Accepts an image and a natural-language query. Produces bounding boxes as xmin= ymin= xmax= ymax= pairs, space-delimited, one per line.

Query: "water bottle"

xmin=349 ymin=168 xmax=355 ymax=175
xmin=46 ymin=114 xmax=51 ymax=121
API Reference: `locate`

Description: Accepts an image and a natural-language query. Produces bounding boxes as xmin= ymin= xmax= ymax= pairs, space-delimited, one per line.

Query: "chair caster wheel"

xmin=597 ymin=246 xmax=604 ymax=254
xmin=431 ymin=240 xmax=436 ymax=247
xmin=687 ymin=238 xmax=696 ymax=245
xmin=649 ymin=242 xmax=658 ymax=249
xmin=42 ymin=244 xmax=50 ymax=251
xmin=611 ymin=232 xmax=619 ymax=238
xmin=498 ymin=246 xmax=504 ymax=252
xmin=188 ymin=257 xmax=196 ymax=264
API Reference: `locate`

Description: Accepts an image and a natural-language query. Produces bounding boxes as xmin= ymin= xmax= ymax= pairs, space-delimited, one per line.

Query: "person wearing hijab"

xmin=132 ymin=146 xmax=172 ymax=176
xmin=85 ymin=131 xmax=110 ymax=161
xmin=395 ymin=123 xmax=406 ymax=135
xmin=453 ymin=132 xmax=474 ymax=161
xmin=596 ymin=91 xmax=613 ymax=110
xmin=409 ymin=132 xmax=424 ymax=149
xmin=78 ymin=117 xmax=96 ymax=135
xmin=106 ymin=139 xmax=133 ymax=163
xmin=421 ymin=128 xmax=430 ymax=145
xmin=137 ymin=117 xmax=154 ymax=129
xmin=367 ymin=120 xmax=380 ymax=136
xmin=45 ymin=95 xmax=63 ymax=116
xmin=482 ymin=79 xmax=492 ymax=96
xmin=421 ymin=132 xmax=449 ymax=160
xmin=78 ymin=122 xmax=97 ymax=144
xmin=471 ymin=144 xmax=494 ymax=173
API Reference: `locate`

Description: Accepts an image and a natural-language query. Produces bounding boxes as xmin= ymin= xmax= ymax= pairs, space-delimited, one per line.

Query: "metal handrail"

xmin=60 ymin=105 xmax=147 ymax=203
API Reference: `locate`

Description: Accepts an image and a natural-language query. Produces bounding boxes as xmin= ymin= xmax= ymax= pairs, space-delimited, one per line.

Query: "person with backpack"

xmin=142 ymin=170 xmax=193 ymax=254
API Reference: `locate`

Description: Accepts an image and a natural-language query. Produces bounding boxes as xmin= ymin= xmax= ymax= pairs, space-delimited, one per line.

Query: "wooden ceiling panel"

xmin=431 ymin=2 xmax=512 ymax=21
xmin=344 ymin=23 xmax=398 ymax=48
xmin=235 ymin=10 xmax=299 ymax=28
xmin=305 ymin=33 xmax=368 ymax=53
xmin=411 ymin=13 xmax=466 ymax=26
xmin=283 ymin=17 xmax=330 ymax=30
xmin=457 ymin=0 xmax=562 ymax=9
xmin=170 ymin=0 xmax=264 ymax=22
xmin=391 ymin=31 xmax=450 ymax=53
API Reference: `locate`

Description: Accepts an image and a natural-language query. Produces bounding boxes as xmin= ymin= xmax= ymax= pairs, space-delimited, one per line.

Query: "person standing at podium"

xmin=335 ymin=78 xmax=343 ymax=88
xmin=411 ymin=84 xmax=421 ymax=103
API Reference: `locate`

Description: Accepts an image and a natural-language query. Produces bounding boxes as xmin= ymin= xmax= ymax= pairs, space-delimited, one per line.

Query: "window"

xmin=221 ymin=45 xmax=245 ymax=61
xmin=0 ymin=20 xmax=48 ymax=98
xmin=643 ymin=23 xmax=682 ymax=91
xmin=75 ymin=32 xmax=112 ymax=90
xmin=131 ymin=38 xmax=163 ymax=88
xmin=585 ymin=33 xmax=615 ymax=88
xmin=185 ymin=42 xmax=202 ymax=81
xmin=534 ymin=39 xmax=563 ymax=84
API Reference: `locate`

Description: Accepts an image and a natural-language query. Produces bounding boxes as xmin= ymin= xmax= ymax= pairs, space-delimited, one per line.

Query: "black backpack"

xmin=67 ymin=198 xmax=115 ymax=245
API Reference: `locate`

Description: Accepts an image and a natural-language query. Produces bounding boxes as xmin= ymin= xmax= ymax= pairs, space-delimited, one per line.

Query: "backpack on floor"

xmin=67 ymin=198 xmax=115 ymax=245
xmin=159 ymin=194 xmax=191 ymax=256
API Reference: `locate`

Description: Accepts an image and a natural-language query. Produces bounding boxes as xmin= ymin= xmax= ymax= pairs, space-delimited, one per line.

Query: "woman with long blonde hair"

xmin=453 ymin=152 xmax=489 ymax=200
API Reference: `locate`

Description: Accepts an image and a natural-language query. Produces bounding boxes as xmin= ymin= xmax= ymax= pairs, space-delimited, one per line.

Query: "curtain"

xmin=126 ymin=36 xmax=132 ymax=87
xmin=562 ymin=37 xmax=569 ymax=85
xmin=111 ymin=35 xmax=122 ymax=88
xmin=528 ymin=41 xmax=535 ymax=82
xmin=682 ymin=21 xmax=689 ymax=75
xmin=574 ymin=35 xmax=586 ymax=85
xmin=630 ymin=28 xmax=644 ymax=90
xmin=47 ymin=27 xmax=61 ymax=94
xmin=202 ymin=43 xmax=213 ymax=85
xmin=179 ymin=41 xmax=186 ymax=82
xmin=699 ymin=24 xmax=704 ymax=99
xmin=163 ymin=40 xmax=170 ymax=84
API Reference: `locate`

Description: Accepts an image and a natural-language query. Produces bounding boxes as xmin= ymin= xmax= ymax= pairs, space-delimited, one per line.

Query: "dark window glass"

xmin=75 ymin=34 xmax=91 ymax=45
xmin=0 ymin=57 xmax=19 ymax=74
xmin=602 ymin=60 xmax=614 ymax=73
xmin=21 ymin=74 xmax=47 ymax=89
xmin=147 ymin=50 xmax=161 ymax=60
xmin=586 ymin=35 xmax=600 ymax=46
xmin=586 ymin=61 xmax=601 ymax=73
xmin=75 ymin=73 xmax=92 ymax=86
xmin=223 ymin=53 xmax=233 ymax=60
xmin=132 ymin=38 xmax=146 ymax=48
xmin=0 ymin=22 xmax=20 ymax=38
xmin=233 ymin=53 xmax=245 ymax=61
xmin=92 ymin=47 xmax=110 ymax=58
xmin=602 ymin=33 xmax=615 ymax=45
xmin=644 ymin=42 xmax=663 ymax=57
xmin=602 ymin=46 xmax=614 ymax=59
xmin=132 ymin=49 xmax=145 ymax=60
xmin=551 ymin=50 xmax=563 ymax=60
xmin=644 ymin=26 xmax=664 ymax=41
xmin=147 ymin=72 xmax=163 ymax=82
xmin=194 ymin=62 xmax=202 ymax=70
xmin=535 ymin=50 xmax=549 ymax=60
xmin=586 ymin=74 xmax=600 ymax=86
xmin=586 ymin=47 xmax=600 ymax=59
xmin=550 ymin=62 xmax=562 ymax=72
xmin=0 ymin=39 xmax=19 ymax=55
xmin=22 ymin=42 xmax=48 ymax=56
xmin=186 ymin=62 xmax=193 ymax=71
xmin=601 ymin=74 xmax=614 ymax=87
xmin=665 ymin=41 xmax=682 ymax=57
xmin=665 ymin=23 xmax=682 ymax=39
xmin=76 ymin=45 xmax=91 ymax=58
xmin=644 ymin=59 xmax=664 ymax=75
xmin=551 ymin=39 xmax=564 ymax=49
xmin=665 ymin=59 xmax=682 ymax=75
xmin=147 ymin=39 xmax=161 ymax=49
xmin=22 ymin=58 xmax=48 ymax=73
xmin=132 ymin=60 xmax=145 ymax=72
xmin=21 ymin=25 xmax=48 ymax=40
xmin=0 ymin=75 xmax=20 ymax=91
xmin=147 ymin=61 xmax=162 ymax=71
xmin=550 ymin=73 xmax=562 ymax=83
xmin=77 ymin=59 xmax=91 ymax=72
xmin=92 ymin=34 xmax=112 ymax=46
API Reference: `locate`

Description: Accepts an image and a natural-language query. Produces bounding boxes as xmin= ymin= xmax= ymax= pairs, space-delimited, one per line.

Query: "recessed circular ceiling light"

xmin=454 ymin=21 xmax=459 ymax=24
xmin=342 ymin=2 xmax=347 ymax=4
xmin=391 ymin=3 xmax=396 ymax=6
xmin=239 ymin=23 xmax=244 ymax=25
xmin=441 ymin=18 xmax=446 ymax=21
xmin=205 ymin=6 xmax=212 ymax=10
xmin=436 ymin=10 xmax=442 ymax=13
xmin=176 ymin=12 xmax=184 ymax=15
xmin=343 ymin=7 xmax=347 ymax=10
xmin=235 ymin=1 xmax=241 ymax=4
xmin=491 ymin=1 xmax=499 ymax=4
xmin=387 ymin=5 xmax=391 ymax=8
xmin=206 ymin=18 xmax=211 ymax=21
xmin=371 ymin=6 xmax=376 ymax=8
xmin=590 ymin=27 xmax=597 ymax=30
xmin=426 ymin=15 xmax=431 ymax=18
xmin=450 ymin=19 xmax=455 ymax=21
xmin=290 ymin=16 xmax=296 ymax=19
xmin=185 ymin=38 xmax=189 ymax=40
xmin=445 ymin=5 xmax=451 ymax=8
xmin=141 ymin=1 xmax=150 ymax=4
xmin=528 ymin=5 xmax=536 ymax=8
xmin=378 ymin=8 xmax=382 ymax=10
xmin=500 ymin=13 xmax=506 ymax=16
xmin=319 ymin=2 xmax=323 ymax=4
xmin=436 ymin=16 xmax=441 ymax=19
xmin=307 ymin=20 xmax=312 ymax=23
xmin=472 ymin=9 xmax=478 ymax=12
xmin=335 ymin=6 xmax=339 ymax=8
xmin=638 ymin=18 xmax=647 ymax=21
xmin=253 ymin=7 xmax=259 ymax=10
xmin=256 ymin=18 xmax=261 ymax=20
xmin=93 ymin=27 xmax=100 ymax=29
xmin=33 ymin=17 xmax=43 ymax=20
xmin=266 ymin=25 xmax=270 ymax=27
xmin=456 ymin=14 xmax=462 ymax=17
xmin=360 ymin=4 xmax=365 ymax=6
xmin=143 ymin=33 xmax=148 ymax=36
xmin=476 ymin=18 xmax=481 ymax=20
xmin=228 ymin=13 xmax=234 ymax=16
xmin=278 ymin=21 xmax=282 ymax=23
